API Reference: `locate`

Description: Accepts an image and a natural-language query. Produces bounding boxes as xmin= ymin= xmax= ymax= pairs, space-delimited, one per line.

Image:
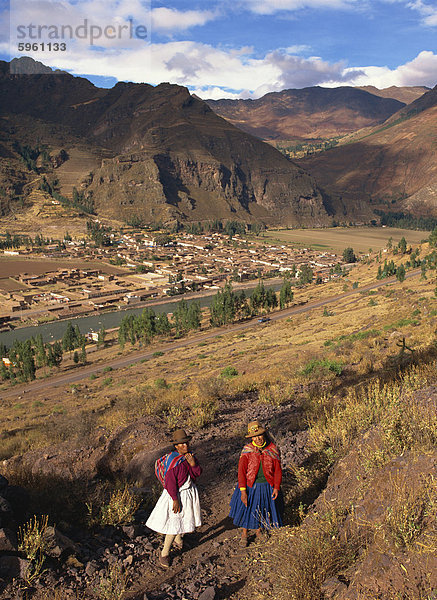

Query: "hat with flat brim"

xmin=170 ymin=429 xmax=192 ymax=444
xmin=245 ymin=420 xmax=266 ymax=438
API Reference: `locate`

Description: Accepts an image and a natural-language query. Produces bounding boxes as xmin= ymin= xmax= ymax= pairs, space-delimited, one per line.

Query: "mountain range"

xmin=0 ymin=57 xmax=436 ymax=227
xmin=206 ymin=87 xmax=415 ymax=141
xmin=298 ymin=85 xmax=437 ymax=219
xmin=0 ymin=58 xmax=331 ymax=227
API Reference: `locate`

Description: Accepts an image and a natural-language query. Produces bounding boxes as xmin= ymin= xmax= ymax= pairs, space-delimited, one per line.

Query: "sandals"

xmin=158 ymin=554 xmax=170 ymax=569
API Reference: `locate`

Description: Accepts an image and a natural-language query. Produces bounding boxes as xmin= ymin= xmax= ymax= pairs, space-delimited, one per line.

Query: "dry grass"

xmin=98 ymin=564 xmax=129 ymax=600
xmin=96 ymin=485 xmax=140 ymax=527
xmin=248 ymin=353 xmax=437 ymax=600
xmin=356 ymin=471 xmax=437 ymax=553
xmin=307 ymin=361 xmax=437 ymax=459
xmin=261 ymin=226 xmax=428 ymax=253
xmin=248 ymin=505 xmax=366 ymax=600
xmin=1 ymin=251 xmax=436 ymax=460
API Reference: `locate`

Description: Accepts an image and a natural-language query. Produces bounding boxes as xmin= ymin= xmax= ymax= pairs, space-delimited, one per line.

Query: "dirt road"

xmin=0 ymin=270 xmax=419 ymax=400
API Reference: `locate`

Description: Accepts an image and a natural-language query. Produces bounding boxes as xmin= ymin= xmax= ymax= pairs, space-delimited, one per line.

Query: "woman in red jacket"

xmin=229 ymin=421 xmax=284 ymax=546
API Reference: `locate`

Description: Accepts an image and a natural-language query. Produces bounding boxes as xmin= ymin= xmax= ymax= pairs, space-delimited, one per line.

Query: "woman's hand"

xmin=184 ymin=452 xmax=196 ymax=467
xmin=173 ymin=499 xmax=181 ymax=513
xmin=272 ymin=488 xmax=279 ymax=500
xmin=240 ymin=490 xmax=248 ymax=507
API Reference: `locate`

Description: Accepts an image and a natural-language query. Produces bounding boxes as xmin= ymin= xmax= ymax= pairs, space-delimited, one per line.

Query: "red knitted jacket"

xmin=237 ymin=442 xmax=282 ymax=490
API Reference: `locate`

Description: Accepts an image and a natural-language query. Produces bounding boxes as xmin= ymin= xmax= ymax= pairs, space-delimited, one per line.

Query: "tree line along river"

xmin=0 ymin=281 xmax=284 ymax=347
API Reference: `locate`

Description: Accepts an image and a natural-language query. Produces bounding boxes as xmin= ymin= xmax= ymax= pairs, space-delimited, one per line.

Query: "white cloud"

xmin=151 ymin=8 xmax=218 ymax=33
xmin=407 ymin=0 xmax=437 ymax=26
xmin=10 ymin=0 xmax=152 ymax=50
xmin=25 ymin=40 xmax=356 ymax=96
xmin=244 ymin=0 xmax=358 ymax=15
xmin=21 ymin=38 xmax=437 ymax=97
xmin=343 ymin=50 xmax=437 ymax=87
xmin=284 ymin=44 xmax=312 ymax=54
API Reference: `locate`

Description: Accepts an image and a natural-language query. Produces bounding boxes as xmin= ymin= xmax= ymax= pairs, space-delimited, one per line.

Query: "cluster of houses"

xmin=0 ymin=230 xmax=343 ymax=325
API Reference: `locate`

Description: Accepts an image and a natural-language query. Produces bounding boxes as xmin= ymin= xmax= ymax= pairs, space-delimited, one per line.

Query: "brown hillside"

xmin=206 ymin=87 xmax=404 ymax=141
xmin=357 ymin=85 xmax=429 ymax=105
xmin=0 ymin=59 xmax=330 ymax=227
xmin=298 ymin=85 xmax=437 ymax=217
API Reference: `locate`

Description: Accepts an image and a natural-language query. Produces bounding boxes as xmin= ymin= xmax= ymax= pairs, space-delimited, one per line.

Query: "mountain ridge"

xmin=298 ymin=84 xmax=437 ymax=217
xmin=206 ymin=86 xmax=407 ymax=141
xmin=0 ymin=58 xmax=331 ymax=227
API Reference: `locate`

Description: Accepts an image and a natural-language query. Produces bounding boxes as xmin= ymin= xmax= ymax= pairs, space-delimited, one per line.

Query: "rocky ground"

xmin=0 ymin=392 xmax=306 ymax=599
xmin=1 ymin=379 xmax=435 ymax=600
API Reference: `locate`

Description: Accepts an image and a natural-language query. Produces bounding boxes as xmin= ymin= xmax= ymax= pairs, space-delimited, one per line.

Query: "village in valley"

xmin=0 ymin=226 xmax=345 ymax=330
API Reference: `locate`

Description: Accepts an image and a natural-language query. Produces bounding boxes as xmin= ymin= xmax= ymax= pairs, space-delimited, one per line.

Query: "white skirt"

xmin=146 ymin=476 xmax=202 ymax=535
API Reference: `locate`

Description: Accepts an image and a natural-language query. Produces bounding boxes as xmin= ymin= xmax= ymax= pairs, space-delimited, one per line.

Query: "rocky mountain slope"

xmin=298 ymin=85 xmax=437 ymax=217
xmin=357 ymin=85 xmax=428 ymax=105
xmin=0 ymin=59 xmax=331 ymax=227
xmin=206 ymin=87 xmax=405 ymax=141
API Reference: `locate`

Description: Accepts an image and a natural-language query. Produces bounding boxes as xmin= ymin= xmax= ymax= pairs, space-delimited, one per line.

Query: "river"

xmin=0 ymin=281 xmax=283 ymax=346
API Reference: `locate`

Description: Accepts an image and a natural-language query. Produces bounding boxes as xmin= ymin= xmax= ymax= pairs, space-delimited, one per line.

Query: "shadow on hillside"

xmin=217 ymin=578 xmax=246 ymax=599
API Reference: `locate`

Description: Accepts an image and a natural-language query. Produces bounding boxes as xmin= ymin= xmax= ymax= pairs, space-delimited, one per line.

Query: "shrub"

xmin=220 ymin=366 xmax=238 ymax=379
xmin=18 ymin=514 xmax=50 ymax=561
xmin=258 ymin=382 xmax=294 ymax=407
xmin=301 ymin=359 xmax=343 ymax=377
xmin=103 ymin=366 xmax=113 ymax=373
xmin=381 ymin=472 xmax=435 ymax=549
xmin=254 ymin=506 xmax=363 ymax=600
xmin=18 ymin=515 xmax=50 ymax=586
xmin=152 ymin=351 xmax=164 ymax=358
xmin=154 ymin=378 xmax=169 ymax=389
xmin=98 ymin=563 xmax=129 ymax=600
xmin=98 ymin=486 xmax=140 ymax=526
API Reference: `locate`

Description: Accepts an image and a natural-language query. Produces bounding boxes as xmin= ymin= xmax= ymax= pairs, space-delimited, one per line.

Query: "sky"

xmin=1 ymin=0 xmax=437 ymax=98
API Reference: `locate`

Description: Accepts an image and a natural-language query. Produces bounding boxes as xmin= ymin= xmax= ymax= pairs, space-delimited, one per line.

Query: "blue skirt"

xmin=229 ymin=482 xmax=284 ymax=530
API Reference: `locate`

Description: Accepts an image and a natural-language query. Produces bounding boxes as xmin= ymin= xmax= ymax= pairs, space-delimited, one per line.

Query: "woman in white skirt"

xmin=146 ymin=429 xmax=202 ymax=568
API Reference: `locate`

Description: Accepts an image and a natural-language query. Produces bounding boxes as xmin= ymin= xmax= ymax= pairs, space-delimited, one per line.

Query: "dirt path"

xmin=120 ymin=396 xmax=301 ymax=600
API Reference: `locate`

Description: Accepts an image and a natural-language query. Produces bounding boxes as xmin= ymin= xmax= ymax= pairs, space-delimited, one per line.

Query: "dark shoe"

xmin=240 ymin=537 xmax=248 ymax=547
xmin=159 ymin=554 xmax=170 ymax=569
xmin=173 ymin=540 xmax=183 ymax=551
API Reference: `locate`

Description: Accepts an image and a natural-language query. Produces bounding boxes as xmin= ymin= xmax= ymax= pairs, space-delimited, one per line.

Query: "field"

xmin=0 ymin=257 xmax=128 ymax=277
xmin=261 ymin=226 xmax=428 ymax=253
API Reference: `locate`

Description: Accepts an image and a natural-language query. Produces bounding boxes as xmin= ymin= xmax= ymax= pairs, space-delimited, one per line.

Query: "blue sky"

xmin=2 ymin=0 xmax=437 ymax=97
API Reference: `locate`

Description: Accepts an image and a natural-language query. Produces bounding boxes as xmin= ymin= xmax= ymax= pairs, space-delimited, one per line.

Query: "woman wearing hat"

xmin=229 ymin=421 xmax=283 ymax=546
xmin=146 ymin=429 xmax=202 ymax=568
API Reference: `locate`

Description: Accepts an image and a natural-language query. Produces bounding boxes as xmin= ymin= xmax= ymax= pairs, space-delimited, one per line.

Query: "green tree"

xmin=398 ymin=237 xmax=407 ymax=254
xmin=33 ymin=334 xmax=47 ymax=368
xmin=298 ymin=264 xmax=313 ymax=285
xmin=47 ymin=342 xmax=63 ymax=368
xmin=0 ymin=360 xmax=9 ymax=381
xmin=279 ymin=279 xmax=293 ymax=309
xmin=156 ymin=312 xmax=171 ymax=335
xmin=421 ymin=263 xmax=427 ymax=280
xmin=210 ymin=283 xmax=237 ymax=326
xmin=396 ymin=264 xmax=406 ymax=282
xmin=80 ymin=342 xmax=87 ymax=365
xmin=342 ymin=247 xmax=357 ymax=263
xmin=429 ymin=227 xmax=437 ymax=247
xmin=97 ymin=326 xmax=106 ymax=349
xmin=62 ymin=321 xmax=76 ymax=355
